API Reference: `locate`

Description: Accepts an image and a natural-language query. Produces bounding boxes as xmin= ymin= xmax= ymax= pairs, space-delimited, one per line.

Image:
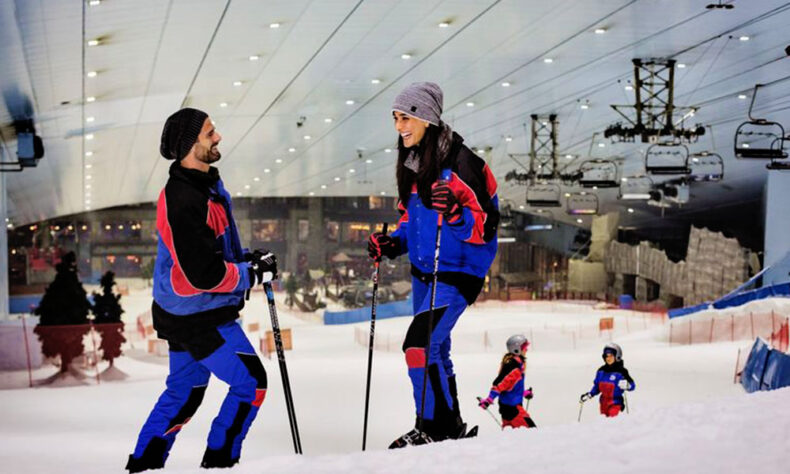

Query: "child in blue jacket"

xmin=478 ymin=334 xmax=536 ymax=428
xmin=580 ymin=343 xmax=635 ymax=417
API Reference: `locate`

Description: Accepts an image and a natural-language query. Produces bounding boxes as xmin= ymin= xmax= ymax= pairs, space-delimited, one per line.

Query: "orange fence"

xmin=669 ymin=310 xmax=789 ymax=347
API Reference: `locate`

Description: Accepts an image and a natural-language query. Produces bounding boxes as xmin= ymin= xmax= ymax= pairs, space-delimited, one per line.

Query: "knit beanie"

xmin=160 ymin=108 xmax=208 ymax=160
xmin=391 ymin=82 xmax=443 ymax=126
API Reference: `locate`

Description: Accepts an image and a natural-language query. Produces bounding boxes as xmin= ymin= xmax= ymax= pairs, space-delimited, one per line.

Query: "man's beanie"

xmin=392 ymin=82 xmax=443 ymax=126
xmin=160 ymin=108 xmax=208 ymax=160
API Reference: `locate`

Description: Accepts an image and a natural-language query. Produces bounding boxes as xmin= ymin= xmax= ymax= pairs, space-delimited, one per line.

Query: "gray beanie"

xmin=392 ymin=82 xmax=443 ymax=126
xmin=160 ymin=108 xmax=208 ymax=160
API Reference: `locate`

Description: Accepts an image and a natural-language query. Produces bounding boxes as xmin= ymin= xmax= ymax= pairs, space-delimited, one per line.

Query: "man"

xmin=127 ymin=108 xmax=278 ymax=472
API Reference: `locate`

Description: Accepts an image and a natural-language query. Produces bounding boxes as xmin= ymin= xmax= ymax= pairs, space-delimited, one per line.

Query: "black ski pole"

xmin=264 ymin=282 xmax=303 ymax=454
xmin=419 ymin=169 xmax=452 ymax=436
xmin=362 ymin=222 xmax=388 ymax=451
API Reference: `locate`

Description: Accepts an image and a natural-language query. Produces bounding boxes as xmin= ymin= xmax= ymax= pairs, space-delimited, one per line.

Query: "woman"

xmin=367 ymin=82 xmax=499 ymax=447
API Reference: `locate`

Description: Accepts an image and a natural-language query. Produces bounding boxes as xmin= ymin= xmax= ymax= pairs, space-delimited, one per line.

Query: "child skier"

xmin=580 ymin=342 xmax=635 ymax=417
xmin=478 ymin=334 xmax=537 ymax=429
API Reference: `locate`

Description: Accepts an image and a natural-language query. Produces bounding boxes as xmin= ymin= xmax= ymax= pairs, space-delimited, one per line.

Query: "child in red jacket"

xmin=478 ymin=334 xmax=536 ymax=428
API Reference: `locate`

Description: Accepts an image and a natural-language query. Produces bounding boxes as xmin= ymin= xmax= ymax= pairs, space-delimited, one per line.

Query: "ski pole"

xmin=577 ymin=400 xmax=585 ymax=423
xmin=419 ymin=169 xmax=452 ymax=436
xmin=362 ymin=222 xmax=388 ymax=451
xmin=623 ymin=392 xmax=630 ymax=414
xmin=476 ymin=397 xmax=503 ymax=430
xmin=264 ymin=282 xmax=302 ymax=454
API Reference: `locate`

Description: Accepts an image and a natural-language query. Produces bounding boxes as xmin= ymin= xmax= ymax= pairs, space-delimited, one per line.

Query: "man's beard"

xmin=197 ymin=145 xmax=221 ymax=164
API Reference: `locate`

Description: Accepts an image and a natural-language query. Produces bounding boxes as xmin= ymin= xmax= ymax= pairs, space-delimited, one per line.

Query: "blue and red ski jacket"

xmin=153 ymin=162 xmax=252 ymax=317
xmin=589 ymin=361 xmax=635 ymax=407
xmin=390 ymin=133 xmax=498 ymax=302
xmin=488 ymin=354 xmax=526 ymax=406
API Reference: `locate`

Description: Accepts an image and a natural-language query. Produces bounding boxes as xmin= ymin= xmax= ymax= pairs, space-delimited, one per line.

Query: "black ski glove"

xmin=367 ymin=232 xmax=399 ymax=260
xmin=248 ymin=249 xmax=278 ymax=286
xmin=430 ymin=182 xmax=462 ymax=222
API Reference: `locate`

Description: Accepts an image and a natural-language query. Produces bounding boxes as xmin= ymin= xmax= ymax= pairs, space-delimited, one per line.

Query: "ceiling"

xmin=1 ymin=0 xmax=789 ymax=233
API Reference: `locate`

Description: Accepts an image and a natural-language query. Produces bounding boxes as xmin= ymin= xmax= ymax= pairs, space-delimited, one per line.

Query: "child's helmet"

xmin=506 ymin=334 xmax=529 ymax=355
xmin=602 ymin=342 xmax=622 ymax=361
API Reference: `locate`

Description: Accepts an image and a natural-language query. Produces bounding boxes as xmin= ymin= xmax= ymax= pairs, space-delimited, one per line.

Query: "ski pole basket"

xmin=526 ymin=182 xmax=562 ymax=207
xmin=688 ymin=152 xmax=724 ymax=182
xmin=618 ymin=175 xmax=654 ymax=200
xmin=566 ymin=192 xmax=599 ymax=215
xmin=734 ymin=84 xmax=788 ymax=161
xmin=645 ymin=142 xmax=690 ymax=175
xmin=576 ymin=159 xmax=620 ymax=188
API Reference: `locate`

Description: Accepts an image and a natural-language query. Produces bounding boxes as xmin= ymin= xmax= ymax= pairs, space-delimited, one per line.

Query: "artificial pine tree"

xmin=33 ymin=252 xmax=92 ymax=374
xmin=92 ymin=271 xmax=126 ymax=367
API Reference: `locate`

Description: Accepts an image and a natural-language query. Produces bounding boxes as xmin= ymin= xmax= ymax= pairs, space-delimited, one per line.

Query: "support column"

xmin=764 ymin=172 xmax=790 ymax=285
xmin=1 ymin=173 xmax=9 ymax=318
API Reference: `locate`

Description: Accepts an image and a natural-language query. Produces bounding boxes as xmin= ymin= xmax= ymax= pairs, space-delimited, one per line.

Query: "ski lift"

xmin=688 ymin=152 xmax=724 ymax=182
xmin=618 ymin=175 xmax=654 ymax=200
xmin=644 ymin=142 xmax=690 ymax=175
xmin=734 ymin=84 xmax=788 ymax=160
xmin=576 ymin=159 xmax=620 ymax=188
xmin=766 ymin=135 xmax=790 ymax=170
xmin=526 ymin=183 xmax=562 ymax=207
xmin=566 ymin=192 xmax=599 ymax=215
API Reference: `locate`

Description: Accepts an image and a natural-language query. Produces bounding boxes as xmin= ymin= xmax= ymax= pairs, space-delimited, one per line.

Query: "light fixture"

xmin=303 ymin=135 xmax=311 ymax=140
xmin=620 ymin=193 xmax=652 ymax=200
xmin=86 ymin=96 xmax=96 ymax=103
xmin=594 ymin=28 xmax=607 ymax=34
xmin=86 ymin=134 xmax=94 ymax=140
xmin=86 ymin=184 xmax=92 ymax=189
xmin=598 ymin=142 xmax=605 ymax=148
xmin=345 ymin=99 xmax=355 ymax=105
xmin=89 ymin=0 xmax=101 ymax=6
xmin=380 ymin=191 xmax=387 ymax=195
xmin=236 ymin=192 xmax=242 ymax=196
xmin=580 ymin=103 xmax=589 ymax=110
xmin=371 ymin=78 xmax=381 ymax=84
xmin=401 ymin=53 xmax=412 ymax=60
xmin=543 ymin=58 xmax=554 ymax=63
xmin=309 ymin=191 xmax=315 ymax=196
xmin=324 ymin=117 xmax=333 ymax=123
xmin=742 ymin=143 xmax=750 ymax=148
xmin=254 ymin=177 xmax=260 ymax=181
xmin=576 ymin=218 xmax=583 ymax=223
xmin=564 ymin=193 xmax=571 ymax=197
xmin=738 ymin=94 xmax=747 ymax=99
xmin=565 ymin=154 xmax=573 ymax=159
xmin=288 ymin=147 xmax=296 ymax=152
xmin=739 ymin=35 xmax=750 ymax=41
xmin=438 ymin=22 xmax=450 ymax=28
xmin=87 ymin=71 xmax=97 ymax=78
xmin=249 ymin=55 xmax=260 ymax=61
xmin=219 ymin=102 xmax=228 ymax=108
xmin=244 ymin=184 xmax=251 ymax=189
xmin=264 ymin=168 xmax=271 ymax=173
xmin=85 ymin=151 xmax=93 ymax=157
xmin=86 ymin=116 xmax=95 ymax=123
xmin=321 ymin=184 xmax=327 ymax=189
xmin=349 ymin=168 xmax=355 ymax=173
xmin=384 ymin=148 xmax=392 ymax=153
xmin=466 ymin=102 xmax=475 ymax=107
xmin=87 ymin=39 xmax=100 ymax=47
xmin=621 ymin=177 xmax=628 ymax=182
xmin=269 ymin=22 xmax=280 ymax=29
xmin=233 ymin=81 xmax=243 ymax=87
xmin=334 ymin=177 xmax=341 ymax=181
xmin=86 ymin=175 xmax=92 ymax=180
xmin=275 ymin=158 xmax=283 ymax=163
xmin=627 ymin=208 xmax=634 ymax=213
xmin=677 ymin=63 xmax=686 ymax=68
xmin=366 ymin=159 xmax=373 ymax=164
xmin=505 ymin=136 xmax=512 ymax=142
xmin=85 ymin=164 xmax=92 ymax=169
xmin=501 ymin=82 xmax=511 ymax=87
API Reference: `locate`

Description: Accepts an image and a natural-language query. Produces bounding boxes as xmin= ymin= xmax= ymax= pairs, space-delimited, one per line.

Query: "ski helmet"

xmin=602 ymin=342 xmax=622 ymax=361
xmin=506 ymin=334 xmax=529 ymax=355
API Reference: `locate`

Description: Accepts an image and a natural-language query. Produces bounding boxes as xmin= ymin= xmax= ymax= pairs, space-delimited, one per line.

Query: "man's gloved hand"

xmin=523 ymin=387 xmax=534 ymax=400
xmin=478 ymin=396 xmax=494 ymax=409
xmin=580 ymin=392 xmax=592 ymax=403
xmin=618 ymin=379 xmax=631 ymax=390
xmin=249 ymin=249 xmax=278 ymax=285
xmin=430 ymin=182 xmax=462 ymax=220
xmin=367 ymin=232 xmax=399 ymax=260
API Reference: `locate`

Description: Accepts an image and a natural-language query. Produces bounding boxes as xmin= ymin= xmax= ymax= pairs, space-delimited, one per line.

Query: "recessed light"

xmin=576 ymin=218 xmax=583 ymax=223
xmin=264 ymin=168 xmax=271 ymax=173
xmin=324 ymin=117 xmax=333 ymax=123
xmin=321 ymin=184 xmax=327 ymax=189
xmin=543 ymin=58 xmax=554 ymax=63
xmin=87 ymin=71 xmax=97 ymax=78
xmin=677 ymin=63 xmax=686 ymax=68
xmin=85 ymin=151 xmax=93 ymax=157
xmin=89 ymin=0 xmax=101 ymax=6
xmin=85 ymin=134 xmax=94 ymax=140
xmin=244 ymin=184 xmax=251 ymax=189
xmin=249 ymin=55 xmax=260 ymax=61
xmin=384 ymin=148 xmax=392 ymax=153
xmin=303 ymin=135 xmax=311 ymax=140
xmin=254 ymin=177 xmax=260 ymax=181
xmin=598 ymin=143 xmax=606 ymax=148
xmin=86 ymin=206 xmax=91 ymax=210
xmin=269 ymin=22 xmax=281 ymax=29
xmin=739 ymin=35 xmax=750 ymax=41
xmin=519 ymin=205 xmax=525 ymax=210
xmin=87 ymin=39 xmax=100 ymax=47
xmin=594 ymin=28 xmax=607 ymax=34
xmin=236 ymin=192 xmax=242 ymax=196
xmin=288 ymin=147 xmax=296 ymax=152
xmin=346 ymin=99 xmax=355 ymax=105
xmin=334 ymin=177 xmax=341 ymax=182
xmin=85 ymin=164 xmax=92 ymax=169
xmin=371 ymin=78 xmax=381 ymax=84
xmin=625 ymin=85 xmax=634 ymax=91
xmin=86 ymin=175 xmax=92 ymax=180
xmin=621 ymin=177 xmax=628 ymax=182
xmin=505 ymin=136 xmax=512 ymax=142
xmin=564 ymin=193 xmax=570 ymax=197
xmin=275 ymin=158 xmax=283 ymax=163
xmin=86 ymin=96 xmax=96 ymax=103
xmin=309 ymin=191 xmax=315 ymax=196
xmin=627 ymin=208 xmax=634 ymax=213
xmin=565 ymin=154 xmax=573 ymax=159
xmin=349 ymin=168 xmax=355 ymax=173
xmin=86 ymin=116 xmax=95 ymax=123
xmin=401 ymin=53 xmax=412 ymax=60
xmin=380 ymin=191 xmax=387 ymax=195
xmin=466 ymin=102 xmax=475 ymax=107
xmin=438 ymin=22 xmax=450 ymax=28
xmin=738 ymin=94 xmax=747 ymax=99
xmin=501 ymin=82 xmax=511 ymax=87
xmin=86 ymin=184 xmax=92 ymax=189
xmin=233 ymin=81 xmax=243 ymax=87
xmin=366 ymin=159 xmax=373 ymax=164
xmin=220 ymin=102 xmax=228 ymax=108
xmin=580 ymin=104 xmax=589 ymax=110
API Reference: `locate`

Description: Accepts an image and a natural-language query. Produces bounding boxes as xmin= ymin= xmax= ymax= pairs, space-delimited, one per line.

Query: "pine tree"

xmin=92 ymin=271 xmax=126 ymax=367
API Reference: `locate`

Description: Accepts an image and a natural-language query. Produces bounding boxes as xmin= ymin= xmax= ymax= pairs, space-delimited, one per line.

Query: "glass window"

xmin=344 ymin=222 xmax=370 ymax=243
xmin=252 ymin=219 xmax=284 ymax=242
xmin=326 ymin=221 xmax=339 ymax=241
xmin=298 ymin=219 xmax=309 ymax=242
xmin=369 ymin=196 xmax=387 ymax=210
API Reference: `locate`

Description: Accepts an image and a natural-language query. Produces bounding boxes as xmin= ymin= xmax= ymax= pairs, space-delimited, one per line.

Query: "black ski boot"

xmin=200 ymin=446 xmax=239 ymax=469
xmin=388 ymin=428 xmax=433 ymax=449
xmin=125 ymin=437 xmax=167 ymax=473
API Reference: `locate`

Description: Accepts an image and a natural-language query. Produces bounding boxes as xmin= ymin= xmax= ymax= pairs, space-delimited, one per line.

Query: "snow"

xmin=1 ymin=286 xmax=787 ymax=473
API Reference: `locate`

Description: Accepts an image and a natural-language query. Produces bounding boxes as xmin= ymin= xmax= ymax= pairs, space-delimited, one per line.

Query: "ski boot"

xmin=388 ymin=428 xmax=433 ymax=449
xmin=126 ymin=437 xmax=167 ymax=473
xmin=200 ymin=446 xmax=239 ymax=469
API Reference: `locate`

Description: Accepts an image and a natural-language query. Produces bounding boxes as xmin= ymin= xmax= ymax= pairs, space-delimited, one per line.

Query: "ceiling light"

xmin=738 ymin=94 xmax=747 ymax=99
xmin=89 ymin=0 xmax=101 ymax=6
xmin=309 ymin=191 xmax=315 ymax=196
xmin=85 ymin=206 xmax=91 ymax=210
xmin=233 ymin=81 xmax=243 ymax=87
xmin=303 ymin=135 xmax=311 ymax=140
xmin=621 ymin=177 xmax=628 ymax=182
xmin=742 ymin=143 xmax=750 ymax=148
xmin=219 ymin=102 xmax=228 ymax=108
xmin=366 ymin=159 xmax=373 ymax=164
xmin=625 ymin=85 xmax=634 ymax=91
xmin=519 ymin=205 xmax=525 ymax=210
xmin=85 ymin=151 xmax=93 ymax=157
xmin=692 ymin=157 xmax=700 ymax=163
xmin=321 ymin=184 xmax=327 ymax=189
xmin=249 ymin=55 xmax=260 ymax=61
xmin=564 ymin=193 xmax=571 ymax=197
xmin=87 ymin=71 xmax=97 ymax=78
xmin=384 ymin=148 xmax=392 ymax=153
xmin=244 ymin=184 xmax=250 ymax=189
xmin=620 ymin=193 xmax=651 ymax=200
xmin=334 ymin=177 xmax=341 ymax=181
xmin=380 ymin=191 xmax=387 ymax=195
xmin=346 ymin=99 xmax=355 ymax=105
xmin=86 ymin=184 xmax=91 ymax=189
xmin=565 ymin=154 xmax=573 ymax=159
xmin=466 ymin=102 xmax=475 ymax=107
xmin=543 ymin=58 xmax=554 ymax=63
xmin=85 ymin=164 xmax=92 ymax=169
xmin=438 ymin=22 xmax=450 ymax=28
xmin=627 ymin=208 xmax=634 ymax=213
xmin=86 ymin=134 xmax=94 ymax=140
xmin=598 ymin=143 xmax=605 ymax=148
xmin=576 ymin=218 xmax=583 ymax=223
xmin=677 ymin=63 xmax=686 ymax=68
xmin=236 ymin=192 xmax=242 ymax=196
xmin=269 ymin=22 xmax=281 ymax=29
xmin=86 ymin=96 xmax=96 ymax=103
xmin=501 ymin=82 xmax=511 ymax=87
xmin=739 ymin=35 xmax=750 ymax=41
xmin=580 ymin=103 xmax=589 ymax=110
xmin=87 ymin=39 xmax=100 ymax=47
xmin=288 ymin=147 xmax=296 ymax=152
xmin=254 ymin=177 xmax=260 ymax=181
xmin=401 ymin=53 xmax=412 ymax=60
xmin=324 ymin=117 xmax=333 ymax=123
xmin=264 ymin=168 xmax=271 ymax=173
xmin=275 ymin=158 xmax=283 ymax=163
xmin=349 ymin=168 xmax=355 ymax=173
xmin=86 ymin=175 xmax=92 ymax=180
xmin=505 ymin=136 xmax=512 ymax=142
xmin=86 ymin=116 xmax=95 ymax=123
xmin=371 ymin=78 xmax=381 ymax=84
xmin=85 ymin=200 xmax=91 ymax=205
xmin=594 ymin=28 xmax=607 ymax=34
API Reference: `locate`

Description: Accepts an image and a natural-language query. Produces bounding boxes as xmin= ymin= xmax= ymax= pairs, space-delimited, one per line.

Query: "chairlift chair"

xmin=734 ymin=84 xmax=788 ymax=160
xmin=566 ymin=192 xmax=599 ymax=215
xmin=526 ymin=182 xmax=563 ymax=207
xmin=644 ymin=142 xmax=691 ymax=175
xmin=576 ymin=159 xmax=620 ymax=188
xmin=688 ymin=152 xmax=724 ymax=182
xmin=618 ymin=175 xmax=654 ymax=200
